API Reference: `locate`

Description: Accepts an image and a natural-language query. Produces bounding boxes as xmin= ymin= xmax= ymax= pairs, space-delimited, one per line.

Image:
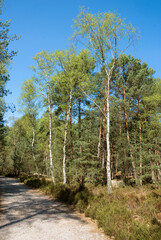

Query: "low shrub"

xmin=50 ymin=184 xmax=72 ymax=202
xmin=74 ymin=188 xmax=92 ymax=212
xmin=150 ymin=223 xmax=161 ymax=240
xmin=24 ymin=177 xmax=42 ymax=188
xmin=129 ymin=221 xmax=150 ymax=240
xmin=22 ymin=176 xmax=161 ymax=240
xmin=41 ymin=181 xmax=55 ymax=195
xmin=86 ymin=198 xmax=133 ymax=240
xmin=19 ymin=174 xmax=31 ymax=182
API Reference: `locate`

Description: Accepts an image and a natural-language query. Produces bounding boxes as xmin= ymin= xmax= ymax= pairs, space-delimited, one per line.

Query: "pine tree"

xmin=0 ymin=1 xmax=18 ymax=173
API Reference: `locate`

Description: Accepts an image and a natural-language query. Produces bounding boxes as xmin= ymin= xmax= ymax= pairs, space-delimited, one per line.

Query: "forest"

xmin=0 ymin=6 xmax=161 ymax=193
xmin=0 ymin=2 xmax=161 ymax=239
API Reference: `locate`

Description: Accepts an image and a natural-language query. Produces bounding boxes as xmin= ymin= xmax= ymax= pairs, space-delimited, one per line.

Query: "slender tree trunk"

xmin=138 ymin=100 xmax=142 ymax=186
xmin=123 ymin=86 xmax=137 ymax=183
xmin=70 ymin=101 xmax=73 ymax=161
xmin=63 ymin=116 xmax=68 ymax=185
xmin=103 ymin=62 xmax=114 ymax=194
xmin=151 ymin=162 xmax=156 ymax=184
xmin=155 ymin=148 xmax=161 ymax=181
xmin=106 ymin=74 xmax=112 ymax=194
xmin=157 ymin=161 xmax=161 ymax=180
xmin=47 ymin=88 xmax=56 ymax=185
xmin=32 ymin=126 xmax=39 ymax=175
xmin=78 ymin=98 xmax=82 ymax=154
xmin=111 ymin=142 xmax=114 ymax=179
xmin=101 ymin=95 xmax=106 ymax=185
xmin=78 ymin=98 xmax=84 ymax=186
xmin=45 ymin=155 xmax=49 ymax=177
xmin=115 ymin=152 xmax=118 ymax=174
xmin=149 ymin=149 xmax=156 ymax=184
xmin=97 ymin=116 xmax=102 ymax=165
xmin=117 ymin=105 xmax=122 ymax=176
xmin=102 ymin=97 xmax=106 ymax=171
xmin=63 ymin=92 xmax=72 ymax=184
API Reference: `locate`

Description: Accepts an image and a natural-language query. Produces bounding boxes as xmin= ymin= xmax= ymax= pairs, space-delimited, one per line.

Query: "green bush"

xmin=74 ymin=188 xmax=93 ymax=212
xmin=19 ymin=174 xmax=30 ymax=182
xmin=51 ymin=184 xmax=72 ymax=202
xmin=85 ymin=199 xmax=98 ymax=219
xmin=41 ymin=182 xmax=55 ymax=195
xmin=24 ymin=177 xmax=42 ymax=188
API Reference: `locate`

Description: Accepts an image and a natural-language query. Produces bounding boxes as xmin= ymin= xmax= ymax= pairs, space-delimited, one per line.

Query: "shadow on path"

xmin=0 ymin=176 xmax=85 ymax=229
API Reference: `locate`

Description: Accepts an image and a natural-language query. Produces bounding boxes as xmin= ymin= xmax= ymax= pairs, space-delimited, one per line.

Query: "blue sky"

xmin=2 ymin=0 xmax=161 ymax=123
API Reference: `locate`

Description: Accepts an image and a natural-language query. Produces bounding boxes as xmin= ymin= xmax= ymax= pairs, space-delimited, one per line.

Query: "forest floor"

xmin=0 ymin=176 xmax=111 ymax=240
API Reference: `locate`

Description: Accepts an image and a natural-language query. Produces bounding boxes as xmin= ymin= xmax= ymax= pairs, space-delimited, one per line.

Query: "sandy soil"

xmin=0 ymin=176 xmax=111 ymax=240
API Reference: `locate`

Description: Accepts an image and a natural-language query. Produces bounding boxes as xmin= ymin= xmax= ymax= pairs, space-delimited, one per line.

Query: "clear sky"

xmin=2 ymin=0 xmax=161 ymax=124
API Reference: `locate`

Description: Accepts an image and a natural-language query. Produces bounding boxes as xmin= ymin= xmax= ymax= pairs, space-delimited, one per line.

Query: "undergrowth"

xmin=20 ymin=175 xmax=161 ymax=240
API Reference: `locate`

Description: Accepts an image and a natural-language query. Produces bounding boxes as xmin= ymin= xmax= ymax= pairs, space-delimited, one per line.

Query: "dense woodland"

xmin=0 ymin=4 xmax=161 ymax=194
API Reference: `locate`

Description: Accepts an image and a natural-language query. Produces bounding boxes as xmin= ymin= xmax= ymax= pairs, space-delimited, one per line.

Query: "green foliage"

xmin=18 ymin=79 xmax=39 ymax=119
xmin=72 ymin=7 xmax=138 ymax=63
xmin=4 ymin=7 xmax=160 ymax=189
xmin=24 ymin=177 xmax=42 ymax=188
xmin=0 ymin=3 xmax=18 ymax=174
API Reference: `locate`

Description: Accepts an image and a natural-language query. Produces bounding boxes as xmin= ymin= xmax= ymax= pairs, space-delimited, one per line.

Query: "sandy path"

xmin=0 ymin=177 xmax=110 ymax=240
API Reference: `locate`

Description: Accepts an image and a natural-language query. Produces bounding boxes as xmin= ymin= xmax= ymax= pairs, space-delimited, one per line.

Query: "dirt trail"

xmin=0 ymin=177 xmax=110 ymax=240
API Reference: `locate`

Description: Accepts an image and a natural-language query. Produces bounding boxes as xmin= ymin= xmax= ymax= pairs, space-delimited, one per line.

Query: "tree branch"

xmin=80 ymin=87 xmax=106 ymax=118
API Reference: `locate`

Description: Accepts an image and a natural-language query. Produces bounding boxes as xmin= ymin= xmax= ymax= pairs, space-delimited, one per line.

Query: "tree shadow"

xmin=0 ymin=176 xmax=86 ymax=230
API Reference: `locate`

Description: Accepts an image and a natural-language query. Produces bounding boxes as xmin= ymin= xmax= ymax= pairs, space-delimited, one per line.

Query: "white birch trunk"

xmin=63 ymin=92 xmax=72 ymax=184
xmin=104 ymin=62 xmax=115 ymax=194
xmin=106 ymin=75 xmax=112 ymax=194
xmin=32 ymin=126 xmax=39 ymax=175
xmin=47 ymin=87 xmax=56 ymax=185
xmin=97 ymin=120 xmax=102 ymax=164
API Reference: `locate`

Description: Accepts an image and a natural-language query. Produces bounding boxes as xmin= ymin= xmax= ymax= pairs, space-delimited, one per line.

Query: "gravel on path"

xmin=0 ymin=176 xmax=110 ymax=240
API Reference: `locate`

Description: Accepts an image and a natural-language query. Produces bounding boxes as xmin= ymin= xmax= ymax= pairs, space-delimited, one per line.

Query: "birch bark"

xmin=97 ymin=117 xmax=102 ymax=165
xmin=63 ymin=92 xmax=72 ymax=184
xmin=47 ymin=84 xmax=56 ymax=185
xmin=32 ymin=126 xmax=39 ymax=175
xmin=103 ymin=63 xmax=115 ymax=194
xmin=106 ymin=73 xmax=112 ymax=194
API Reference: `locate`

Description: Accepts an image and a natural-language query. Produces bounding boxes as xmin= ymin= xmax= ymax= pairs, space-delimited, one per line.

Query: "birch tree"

xmin=55 ymin=49 xmax=95 ymax=184
xmin=54 ymin=50 xmax=74 ymax=184
xmin=72 ymin=8 xmax=137 ymax=194
xmin=19 ymin=79 xmax=39 ymax=174
xmin=31 ymin=51 xmax=57 ymax=184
